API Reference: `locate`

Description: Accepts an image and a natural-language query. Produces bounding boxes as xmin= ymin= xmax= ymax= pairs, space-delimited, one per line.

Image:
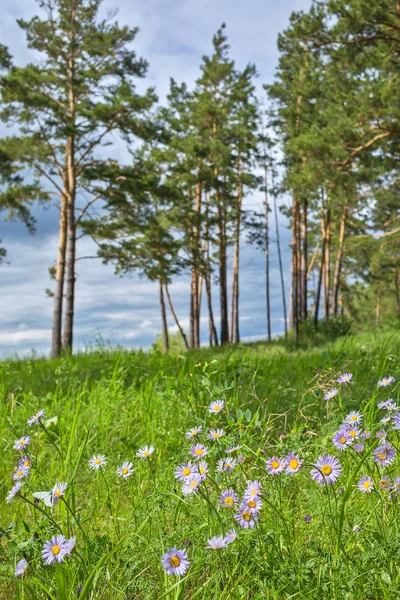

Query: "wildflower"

xmin=332 ymin=428 xmax=352 ymax=451
xmin=13 ymin=466 xmax=29 ymax=481
xmin=189 ymin=444 xmax=208 ymax=460
xmin=237 ymin=454 xmax=245 ymax=464
xmin=216 ymin=458 xmax=238 ymax=473
xmin=378 ymin=399 xmax=398 ymax=411
xmin=208 ymin=400 xmax=224 ymax=414
xmin=381 ymin=415 xmax=391 ymax=425
xmin=378 ymin=376 xmax=395 ymax=387
xmin=27 ymin=409 xmax=45 ymax=426
xmin=226 ymin=445 xmax=242 ymax=454
xmin=391 ymin=478 xmax=400 ymax=494
xmin=353 ymin=525 xmax=361 ymax=533
xmin=174 ymin=462 xmax=197 ymax=481
xmin=311 ymin=454 xmax=342 ymax=485
xmin=197 ymin=460 xmax=208 ymax=479
xmin=206 ymin=535 xmax=228 ymax=549
xmin=224 ymin=530 xmax=237 ymax=544
xmin=337 ymin=373 xmax=353 ymax=384
xmin=243 ymin=496 xmax=262 ymax=514
xmin=344 ymin=411 xmax=362 ymax=426
xmin=379 ymin=475 xmax=391 ymax=490
xmin=303 ymin=515 xmax=312 ymax=523
xmin=88 ymin=455 xmax=107 ymax=470
xmin=219 ymin=489 xmax=239 ymax=508
xmin=392 ymin=412 xmax=400 ymax=431
xmin=182 ymin=473 xmax=202 ymax=496
xmin=63 ymin=536 xmax=76 ymax=556
xmin=6 ymin=482 xmax=23 ymax=503
xmin=52 ymin=482 xmax=68 ymax=503
xmin=358 ymin=476 xmax=373 ymax=493
xmin=345 ymin=426 xmax=360 ymax=441
xmin=353 ymin=443 xmax=365 ymax=453
xmin=19 ymin=457 xmax=31 ymax=470
xmin=13 ymin=437 xmax=30 ymax=451
xmin=42 ymin=535 xmax=67 ymax=565
xmin=244 ymin=480 xmax=261 ymax=500
xmin=266 ymin=456 xmax=286 ymax=475
xmin=285 ymin=452 xmax=302 ymax=475
xmin=324 ymin=389 xmax=338 ymax=401
xmin=185 ymin=426 xmax=203 ymax=439
xmin=373 ymin=443 xmax=395 ymax=467
xmin=206 ymin=429 xmax=225 ymax=441
xmin=361 ymin=430 xmax=371 ymax=440
xmin=116 ymin=462 xmax=133 ymax=479
xmin=161 ymin=547 xmax=189 ymax=576
xmin=14 ymin=559 xmax=28 ymax=577
xmin=234 ymin=508 xmax=258 ymax=529
xmin=136 ymin=445 xmax=155 ymax=459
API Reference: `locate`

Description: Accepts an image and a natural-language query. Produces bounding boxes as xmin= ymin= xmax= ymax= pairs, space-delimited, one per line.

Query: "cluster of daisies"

xmin=88 ymin=445 xmax=155 ymax=479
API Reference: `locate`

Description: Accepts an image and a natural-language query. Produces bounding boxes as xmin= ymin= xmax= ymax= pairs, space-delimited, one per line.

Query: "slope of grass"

xmin=0 ymin=331 xmax=399 ymax=599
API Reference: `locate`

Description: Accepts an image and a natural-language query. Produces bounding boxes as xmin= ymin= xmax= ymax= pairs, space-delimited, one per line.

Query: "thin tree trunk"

xmin=332 ymin=207 xmax=347 ymax=315
xmin=291 ymin=197 xmax=299 ymax=342
xmin=315 ymin=204 xmax=329 ymax=328
xmin=165 ymin=285 xmax=189 ymax=349
xmin=323 ymin=207 xmax=331 ymax=321
xmin=51 ymin=192 xmax=68 ymax=359
xmin=264 ymin=160 xmax=271 ymax=341
xmin=159 ymin=280 xmax=169 ymax=352
xmin=300 ymin=201 xmax=308 ymax=320
xmin=231 ymin=176 xmax=242 ymax=344
xmin=217 ymin=196 xmax=229 ymax=344
xmin=273 ymin=179 xmax=287 ymax=340
xmin=194 ymin=182 xmax=202 ymax=346
xmin=375 ymin=294 xmax=381 ymax=328
xmin=63 ymin=189 xmax=76 ymax=353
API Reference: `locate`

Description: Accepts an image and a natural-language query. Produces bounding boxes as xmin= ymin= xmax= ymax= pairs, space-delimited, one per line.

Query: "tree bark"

xmin=290 ymin=196 xmax=299 ymax=342
xmin=323 ymin=206 xmax=331 ymax=321
xmin=332 ymin=207 xmax=347 ymax=315
xmin=217 ymin=194 xmax=229 ymax=344
xmin=159 ymin=280 xmax=169 ymax=352
xmin=375 ymin=294 xmax=381 ymax=328
xmin=300 ymin=201 xmax=308 ymax=320
xmin=314 ymin=205 xmax=329 ymax=328
xmin=264 ymin=161 xmax=271 ymax=341
xmin=51 ymin=192 xmax=68 ymax=359
xmin=165 ymin=285 xmax=189 ymax=349
xmin=230 ymin=175 xmax=242 ymax=344
xmin=62 ymin=187 xmax=76 ymax=353
xmin=272 ymin=173 xmax=287 ymax=340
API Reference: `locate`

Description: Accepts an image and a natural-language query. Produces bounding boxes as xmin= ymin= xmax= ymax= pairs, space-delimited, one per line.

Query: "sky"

xmin=0 ymin=0 xmax=311 ymax=358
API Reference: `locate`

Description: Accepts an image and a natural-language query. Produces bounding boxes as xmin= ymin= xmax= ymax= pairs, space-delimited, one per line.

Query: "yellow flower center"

xmin=242 ymin=511 xmax=251 ymax=521
xmin=224 ymin=497 xmax=234 ymax=506
xmin=199 ymin=467 xmax=206 ymax=475
xmin=321 ymin=465 xmax=333 ymax=476
xmin=190 ymin=480 xmax=198 ymax=489
xmin=18 ymin=440 xmax=25 ymax=446
xmin=289 ymin=459 xmax=299 ymax=469
xmin=363 ymin=481 xmax=371 ymax=489
xmin=250 ymin=488 xmax=257 ymax=497
xmin=24 ymin=460 xmax=30 ymax=467
xmin=95 ymin=459 xmax=102 ymax=464
xmin=170 ymin=556 xmax=181 ymax=568
xmin=383 ymin=379 xmax=389 ymax=384
xmin=214 ymin=405 xmax=220 ymax=411
xmin=143 ymin=451 xmax=149 ymax=456
xmin=348 ymin=430 xmax=356 ymax=438
xmin=195 ymin=449 xmax=203 ymax=455
xmin=339 ymin=437 xmax=346 ymax=444
xmin=351 ymin=415 xmax=357 ymax=421
xmin=378 ymin=453 xmax=386 ymax=461
xmin=212 ymin=433 xmax=219 ymax=438
xmin=225 ymin=463 xmax=232 ymax=469
xmin=16 ymin=471 xmax=23 ymax=477
xmin=271 ymin=460 xmax=280 ymax=470
xmin=54 ymin=490 xmax=61 ymax=497
xmin=380 ymin=479 xmax=388 ymax=489
xmin=52 ymin=545 xmax=60 ymax=555
xmin=247 ymin=499 xmax=257 ymax=508
xmin=182 ymin=467 xmax=191 ymax=476
xmin=122 ymin=467 xmax=129 ymax=475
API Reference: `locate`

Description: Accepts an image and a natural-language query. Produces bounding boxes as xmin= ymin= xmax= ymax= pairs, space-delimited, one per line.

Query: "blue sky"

xmin=0 ymin=0 xmax=311 ymax=357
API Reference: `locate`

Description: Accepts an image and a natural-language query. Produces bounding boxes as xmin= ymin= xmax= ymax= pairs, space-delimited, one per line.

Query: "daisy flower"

xmin=162 ymin=547 xmax=189 ymax=576
xmin=14 ymin=559 xmax=28 ymax=577
xmin=206 ymin=429 xmax=225 ymax=441
xmin=392 ymin=413 xmax=400 ymax=430
xmin=353 ymin=443 xmax=365 ymax=453
xmin=189 ymin=444 xmax=208 ymax=460
xmin=216 ymin=458 xmax=238 ymax=473
xmin=13 ymin=466 xmax=29 ymax=481
xmin=244 ymin=480 xmax=261 ymax=500
xmin=345 ymin=426 xmax=360 ymax=441
xmin=337 ymin=373 xmax=353 ymax=384
xmin=63 ymin=536 xmax=76 ymax=556
xmin=378 ymin=376 xmax=395 ymax=387
xmin=116 ymin=462 xmax=134 ymax=479
xmin=376 ymin=430 xmax=387 ymax=440
xmin=225 ymin=445 xmax=242 ymax=454
xmin=6 ymin=482 xmax=23 ymax=503
xmin=332 ymin=428 xmax=352 ymax=451
xmin=358 ymin=476 xmax=373 ymax=493
xmin=324 ymin=389 xmax=338 ymax=401
xmin=344 ymin=411 xmax=362 ymax=426
xmin=379 ymin=475 xmax=391 ymax=490
xmin=185 ymin=426 xmax=203 ymax=439
xmin=52 ymin=482 xmax=67 ymax=504
xmin=27 ymin=409 xmax=45 ymax=426
xmin=42 ymin=535 xmax=67 ymax=565
xmin=311 ymin=454 xmax=342 ymax=485
xmin=136 ymin=445 xmax=155 ymax=459
xmin=285 ymin=452 xmax=302 ymax=475
xmin=19 ymin=457 xmax=31 ymax=470
xmin=234 ymin=509 xmax=258 ymax=529
xmin=242 ymin=496 xmax=262 ymax=514
xmin=361 ymin=430 xmax=371 ymax=439
xmin=266 ymin=456 xmax=286 ymax=475
xmin=208 ymin=400 xmax=224 ymax=414
xmin=197 ymin=460 xmax=208 ymax=479
xmin=219 ymin=489 xmax=239 ymax=508
xmin=378 ymin=399 xmax=398 ymax=411
xmin=381 ymin=415 xmax=391 ymax=425
xmin=89 ymin=455 xmax=107 ymax=470
xmin=206 ymin=535 xmax=228 ymax=549
xmin=174 ymin=462 xmax=197 ymax=481
xmin=224 ymin=530 xmax=237 ymax=545
xmin=373 ymin=443 xmax=396 ymax=467
xmin=13 ymin=437 xmax=30 ymax=451
xmin=182 ymin=473 xmax=202 ymax=496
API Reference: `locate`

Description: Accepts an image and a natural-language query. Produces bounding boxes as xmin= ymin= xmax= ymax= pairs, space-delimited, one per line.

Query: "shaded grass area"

xmin=0 ymin=331 xmax=399 ymax=598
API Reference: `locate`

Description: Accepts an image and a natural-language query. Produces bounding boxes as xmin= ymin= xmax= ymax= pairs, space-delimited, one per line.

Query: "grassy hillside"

xmin=0 ymin=331 xmax=399 ymax=599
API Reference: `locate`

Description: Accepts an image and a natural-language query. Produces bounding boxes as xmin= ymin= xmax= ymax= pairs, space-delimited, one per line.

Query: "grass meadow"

xmin=0 ymin=331 xmax=399 ymax=599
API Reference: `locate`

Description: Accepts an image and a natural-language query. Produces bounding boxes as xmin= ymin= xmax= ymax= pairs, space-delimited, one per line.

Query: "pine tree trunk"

xmin=217 ymin=196 xmax=229 ymax=344
xmin=190 ymin=266 xmax=198 ymax=348
xmin=264 ymin=163 xmax=271 ymax=341
xmin=51 ymin=192 xmax=68 ymax=359
xmin=332 ymin=207 xmax=347 ymax=315
xmin=231 ymin=177 xmax=242 ymax=344
xmin=323 ymin=207 xmax=331 ymax=321
xmin=63 ymin=189 xmax=76 ymax=353
xmin=290 ymin=197 xmax=299 ymax=342
xmin=194 ymin=182 xmax=202 ymax=346
xmin=272 ymin=174 xmax=287 ymax=339
xmin=315 ymin=206 xmax=329 ymax=328
xmin=375 ymin=294 xmax=381 ymax=328
xmin=159 ymin=280 xmax=169 ymax=352
xmin=300 ymin=201 xmax=308 ymax=321
xmin=165 ymin=285 xmax=189 ymax=349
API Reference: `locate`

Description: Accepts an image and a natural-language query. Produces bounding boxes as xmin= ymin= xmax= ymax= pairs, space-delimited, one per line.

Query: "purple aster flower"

xmin=197 ymin=460 xmax=208 ymax=479
xmin=353 ymin=443 xmax=365 ymax=453
xmin=378 ymin=399 xmax=398 ymax=411
xmin=381 ymin=415 xmax=391 ymax=425
xmin=206 ymin=428 xmax=225 ymax=441
xmin=185 ymin=426 xmax=203 ymax=439
xmin=373 ymin=443 xmax=395 ymax=467
xmin=266 ymin=456 xmax=286 ymax=475
xmin=337 ymin=373 xmax=353 ymax=384
xmin=189 ymin=444 xmax=208 ymax=460
xmin=358 ymin=476 xmax=373 ymax=493
xmin=208 ymin=400 xmax=224 ymax=414
xmin=27 ymin=409 xmax=45 ymax=426
xmin=63 ymin=536 xmax=76 ymax=556
xmin=332 ymin=428 xmax=352 ymax=451
xmin=219 ymin=489 xmax=239 ymax=508
xmin=353 ymin=525 xmax=361 ymax=533
xmin=303 ymin=515 xmax=312 ymax=523
xmin=392 ymin=412 xmax=400 ymax=430
xmin=14 ymin=558 xmax=28 ymax=577
xmin=206 ymin=535 xmax=228 ymax=549
xmin=344 ymin=411 xmax=362 ymax=426
xmin=13 ymin=437 xmax=30 ymax=451
xmin=242 ymin=496 xmax=262 ymax=514
xmin=161 ymin=547 xmax=189 ymax=576
xmin=88 ymin=455 xmax=107 ymax=470
xmin=324 ymin=389 xmax=338 ymax=401
xmin=376 ymin=430 xmax=387 ymax=441
xmin=224 ymin=530 xmax=237 ymax=545
xmin=42 ymin=535 xmax=67 ymax=565
xmin=136 ymin=445 xmax=155 ymax=459
xmin=237 ymin=454 xmax=245 ymax=464
xmin=116 ymin=462 xmax=133 ymax=479
xmin=378 ymin=376 xmax=395 ymax=387
xmin=19 ymin=457 xmax=31 ymax=470
xmin=379 ymin=475 xmax=391 ymax=490
xmin=52 ymin=482 xmax=68 ymax=503
xmin=234 ymin=508 xmax=259 ymax=529
xmin=6 ymin=481 xmax=23 ymax=503
xmin=345 ymin=426 xmax=360 ymax=441
xmin=174 ymin=462 xmax=197 ymax=481
xmin=285 ymin=452 xmax=302 ymax=475
xmin=361 ymin=430 xmax=371 ymax=440
xmin=216 ymin=458 xmax=238 ymax=473
xmin=182 ymin=473 xmax=202 ymax=496
xmin=225 ymin=445 xmax=242 ymax=454
xmin=311 ymin=454 xmax=342 ymax=485
xmin=244 ymin=480 xmax=261 ymax=500
xmin=13 ymin=466 xmax=29 ymax=481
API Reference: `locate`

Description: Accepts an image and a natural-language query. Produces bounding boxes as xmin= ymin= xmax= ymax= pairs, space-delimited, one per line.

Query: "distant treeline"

xmin=0 ymin=0 xmax=399 ymax=356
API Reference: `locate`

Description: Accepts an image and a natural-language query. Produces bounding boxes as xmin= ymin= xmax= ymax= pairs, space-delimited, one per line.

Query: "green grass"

xmin=0 ymin=330 xmax=399 ymax=599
